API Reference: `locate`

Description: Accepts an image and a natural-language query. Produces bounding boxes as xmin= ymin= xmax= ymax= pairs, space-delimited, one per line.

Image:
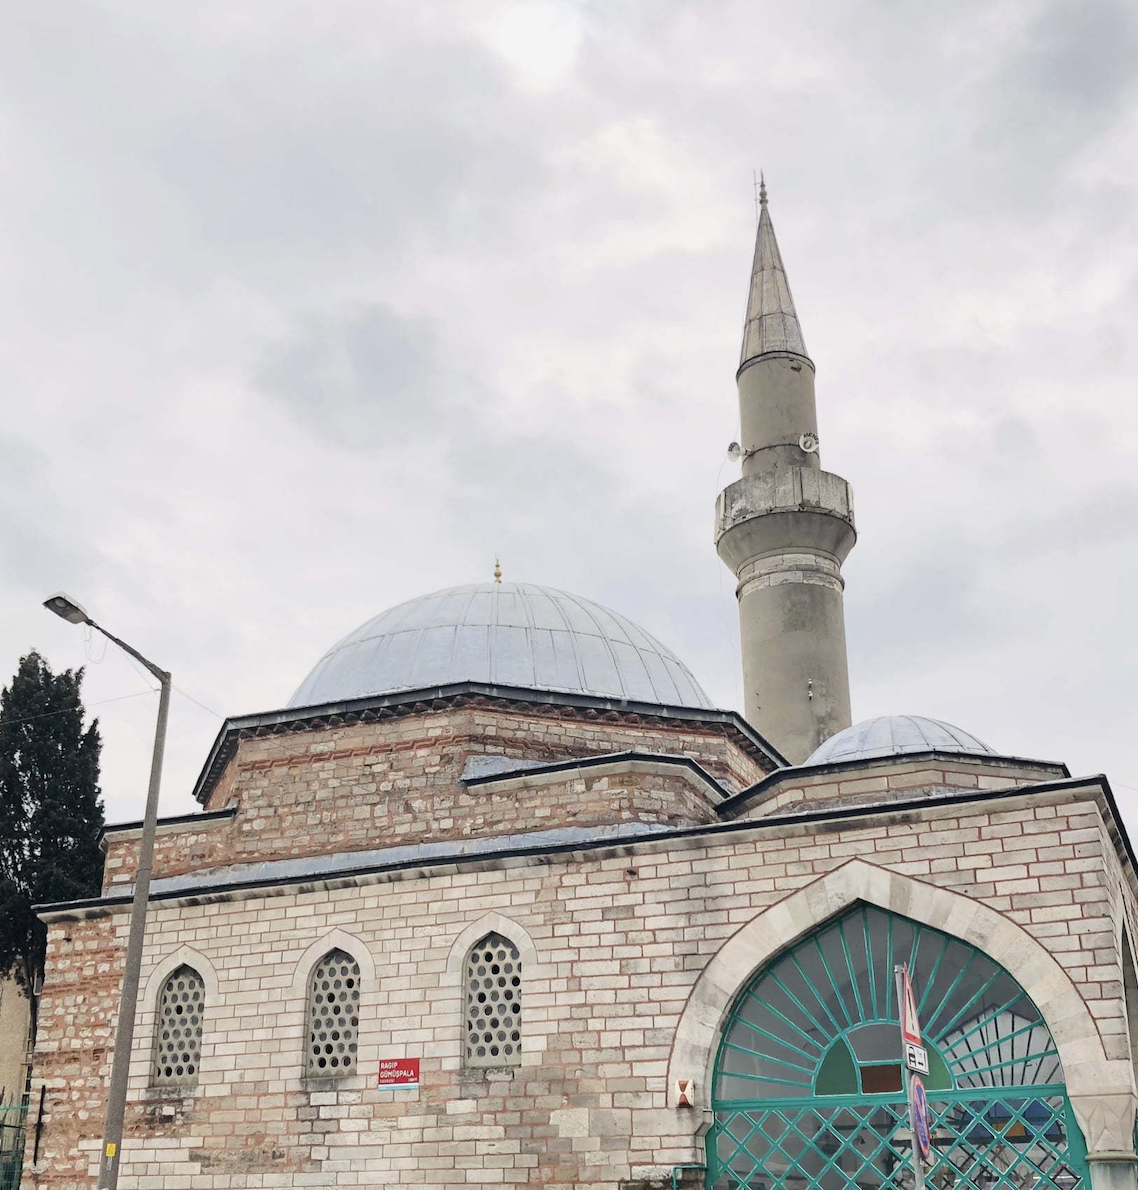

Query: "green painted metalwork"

xmin=708 ymin=904 xmax=1088 ymax=1190
xmin=0 ymin=1101 xmax=27 ymax=1190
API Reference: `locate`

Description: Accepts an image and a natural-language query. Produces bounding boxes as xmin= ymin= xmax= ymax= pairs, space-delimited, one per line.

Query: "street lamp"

xmin=43 ymin=593 xmax=171 ymax=1190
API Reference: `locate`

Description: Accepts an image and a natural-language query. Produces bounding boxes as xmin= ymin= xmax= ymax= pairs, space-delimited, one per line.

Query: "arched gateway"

xmin=709 ymin=904 xmax=1089 ymax=1190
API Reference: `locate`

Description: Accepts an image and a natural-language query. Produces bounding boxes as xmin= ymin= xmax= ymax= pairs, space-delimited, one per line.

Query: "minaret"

xmin=715 ymin=180 xmax=856 ymax=763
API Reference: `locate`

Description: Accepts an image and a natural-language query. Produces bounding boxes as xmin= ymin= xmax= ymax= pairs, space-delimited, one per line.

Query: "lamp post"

xmin=43 ymin=593 xmax=171 ymax=1190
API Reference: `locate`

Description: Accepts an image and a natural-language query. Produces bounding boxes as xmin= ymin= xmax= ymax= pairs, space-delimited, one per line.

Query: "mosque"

xmin=25 ymin=189 xmax=1138 ymax=1190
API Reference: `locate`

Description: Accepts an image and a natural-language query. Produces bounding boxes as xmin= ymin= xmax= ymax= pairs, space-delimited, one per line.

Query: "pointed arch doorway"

xmin=708 ymin=904 xmax=1089 ymax=1190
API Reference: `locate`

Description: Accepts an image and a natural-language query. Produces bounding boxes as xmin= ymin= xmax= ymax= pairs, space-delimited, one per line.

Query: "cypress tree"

xmin=0 ymin=651 xmax=104 ymax=1003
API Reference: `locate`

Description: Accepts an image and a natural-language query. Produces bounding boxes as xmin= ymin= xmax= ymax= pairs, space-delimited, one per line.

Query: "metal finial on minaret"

xmin=752 ymin=170 xmax=768 ymax=223
xmin=493 ymin=557 xmax=502 ymax=583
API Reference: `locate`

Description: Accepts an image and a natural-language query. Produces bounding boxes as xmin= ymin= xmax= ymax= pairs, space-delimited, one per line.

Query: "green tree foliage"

xmin=0 ymin=651 xmax=103 ymax=997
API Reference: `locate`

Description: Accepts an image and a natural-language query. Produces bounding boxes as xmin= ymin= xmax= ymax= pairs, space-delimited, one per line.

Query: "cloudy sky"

xmin=2 ymin=0 xmax=1136 ymax=827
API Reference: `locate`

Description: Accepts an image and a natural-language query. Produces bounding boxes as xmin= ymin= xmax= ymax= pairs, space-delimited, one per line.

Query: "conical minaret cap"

xmin=740 ymin=179 xmax=809 ymax=367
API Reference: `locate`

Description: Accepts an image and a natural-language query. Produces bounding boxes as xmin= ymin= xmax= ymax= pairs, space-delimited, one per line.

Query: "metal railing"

xmin=0 ymin=1100 xmax=29 ymax=1190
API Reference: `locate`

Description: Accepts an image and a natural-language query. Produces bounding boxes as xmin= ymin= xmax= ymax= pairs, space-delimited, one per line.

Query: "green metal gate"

xmin=0 ymin=1101 xmax=28 ymax=1190
xmin=708 ymin=904 xmax=1089 ymax=1190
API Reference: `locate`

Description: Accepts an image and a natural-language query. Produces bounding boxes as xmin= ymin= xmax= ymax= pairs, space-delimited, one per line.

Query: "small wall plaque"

xmin=378 ymin=1058 xmax=420 ymax=1088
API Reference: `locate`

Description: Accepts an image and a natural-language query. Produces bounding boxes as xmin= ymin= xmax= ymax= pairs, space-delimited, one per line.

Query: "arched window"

xmin=708 ymin=903 xmax=1087 ymax=1190
xmin=152 ymin=965 xmax=204 ymax=1088
xmin=464 ymin=933 xmax=522 ymax=1067
xmin=306 ymin=949 xmax=361 ymax=1077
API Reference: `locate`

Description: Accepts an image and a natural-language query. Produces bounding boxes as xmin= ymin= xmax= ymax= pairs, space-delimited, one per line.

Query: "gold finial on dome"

xmin=493 ymin=557 xmax=502 ymax=583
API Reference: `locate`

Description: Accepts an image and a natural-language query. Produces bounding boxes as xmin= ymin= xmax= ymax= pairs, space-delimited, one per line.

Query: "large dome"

xmin=805 ymin=715 xmax=995 ymax=766
xmin=288 ymin=581 xmax=715 ymax=710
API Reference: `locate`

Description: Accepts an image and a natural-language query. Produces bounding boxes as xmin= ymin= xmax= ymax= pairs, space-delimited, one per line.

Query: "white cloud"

xmin=478 ymin=1 xmax=585 ymax=92
xmin=2 ymin=0 xmax=1137 ymax=828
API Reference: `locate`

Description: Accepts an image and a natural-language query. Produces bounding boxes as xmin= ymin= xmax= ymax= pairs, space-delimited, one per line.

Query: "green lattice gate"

xmin=0 ymin=1101 xmax=27 ymax=1190
xmin=708 ymin=905 xmax=1089 ymax=1190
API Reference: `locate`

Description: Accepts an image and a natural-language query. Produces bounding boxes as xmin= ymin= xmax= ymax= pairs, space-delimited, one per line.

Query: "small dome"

xmin=805 ymin=715 xmax=995 ymax=766
xmin=289 ymin=581 xmax=714 ymax=710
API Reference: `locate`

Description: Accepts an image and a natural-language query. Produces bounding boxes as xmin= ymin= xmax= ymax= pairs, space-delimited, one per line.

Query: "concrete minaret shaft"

xmin=715 ymin=181 xmax=856 ymax=762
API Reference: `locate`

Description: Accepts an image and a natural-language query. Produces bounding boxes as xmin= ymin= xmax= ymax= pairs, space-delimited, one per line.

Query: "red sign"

xmin=378 ymin=1058 xmax=420 ymax=1088
xmin=900 ymin=966 xmax=922 ymax=1047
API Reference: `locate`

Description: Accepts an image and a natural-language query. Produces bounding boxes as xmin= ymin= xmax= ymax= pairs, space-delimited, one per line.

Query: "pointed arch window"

xmin=306 ymin=949 xmax=361 ymax=1076
xmin=464 ymin=933 xmax=522 ymax=1067
xmin=152 ymin=965 xmax=205 ymax=1088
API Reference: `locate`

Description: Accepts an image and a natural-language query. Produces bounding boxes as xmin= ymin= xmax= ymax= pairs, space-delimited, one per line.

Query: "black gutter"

xmin=463 ymin=750 xmax=728 ymax=798
xmin=189 ymin=681 xmax=787 ymax=805
xmin=39 ymin=773 xmax=1124 ymax=916
xmin=720 ymin=750 xmax=1071 ymax=818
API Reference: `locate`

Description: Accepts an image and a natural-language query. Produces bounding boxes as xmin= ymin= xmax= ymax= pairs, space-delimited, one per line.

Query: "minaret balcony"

xmin=715 ymin=466 xmax=856 ymax=571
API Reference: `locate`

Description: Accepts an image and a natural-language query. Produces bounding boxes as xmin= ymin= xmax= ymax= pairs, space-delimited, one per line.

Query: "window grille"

xmin=306 ymin=949 xmax=361 ymax=1076
xmin=152 ymin=965 xmax=204 ymax=1087
xmin=464 ymin=933 xmax=521 ymax=1067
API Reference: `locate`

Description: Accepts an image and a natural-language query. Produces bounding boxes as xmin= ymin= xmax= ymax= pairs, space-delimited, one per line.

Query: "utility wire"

xmin=82 ymin=623 xmax=108 ymax=665
xmin=82 ymin=622 xmax=223 ymax=718
xmin=0 ymin=683 xmax=224 ymax=730
xmin=117 ymin=651 xmax=161 ymax=693
xmin=81 ymin=621 xmax=157 ymax=693
xmin=174 ymin=686 xmax=223 ymax=719
xmin=0 ymin=689 xmax=157 ymax=730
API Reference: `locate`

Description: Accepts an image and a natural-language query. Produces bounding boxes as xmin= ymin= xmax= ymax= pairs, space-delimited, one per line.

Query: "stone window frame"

xmin=304 ymin=948 xmax=362 ymax=1079
xmin=463 ymin=932 xmax=523 ymax=1068
xmin=446 ymin=912 xmax=542 ymax=1074
xmin=150 ymin=964 xmax=206 ymax=1089
xmin=139 ymin=945 xmax=219 ymax=1101
xmin=290 ymin=930 xmax=376 ymax=1089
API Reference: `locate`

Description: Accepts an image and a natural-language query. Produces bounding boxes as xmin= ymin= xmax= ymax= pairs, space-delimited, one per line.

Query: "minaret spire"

xmin=741 ymin=178 xmax=808 ymax=367
xmin=715 ymin=182 xmax=856 ymax=762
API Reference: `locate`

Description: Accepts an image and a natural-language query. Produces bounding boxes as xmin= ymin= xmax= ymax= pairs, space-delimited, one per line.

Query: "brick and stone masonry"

xmin=22 ymin=694 xmax=1138 ymax=1189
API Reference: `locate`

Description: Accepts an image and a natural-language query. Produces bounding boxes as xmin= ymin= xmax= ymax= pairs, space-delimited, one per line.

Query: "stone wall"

xmin=728 ymin=754 xmax=1067 ymax=819
xmin=104 ymin=706 xmax=764 ymax=891
xmin=29 ymin=781 xmax=1132 ymax=1190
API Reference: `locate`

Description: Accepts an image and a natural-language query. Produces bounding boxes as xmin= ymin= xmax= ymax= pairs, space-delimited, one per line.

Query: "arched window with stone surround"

xmin=464 ymin=932 xmax=522 ymax=1067
xmin=152 ymin=965 xmax=205 ymax=1088
xmin=306 ymin=949 xmax=361 ymax=1077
